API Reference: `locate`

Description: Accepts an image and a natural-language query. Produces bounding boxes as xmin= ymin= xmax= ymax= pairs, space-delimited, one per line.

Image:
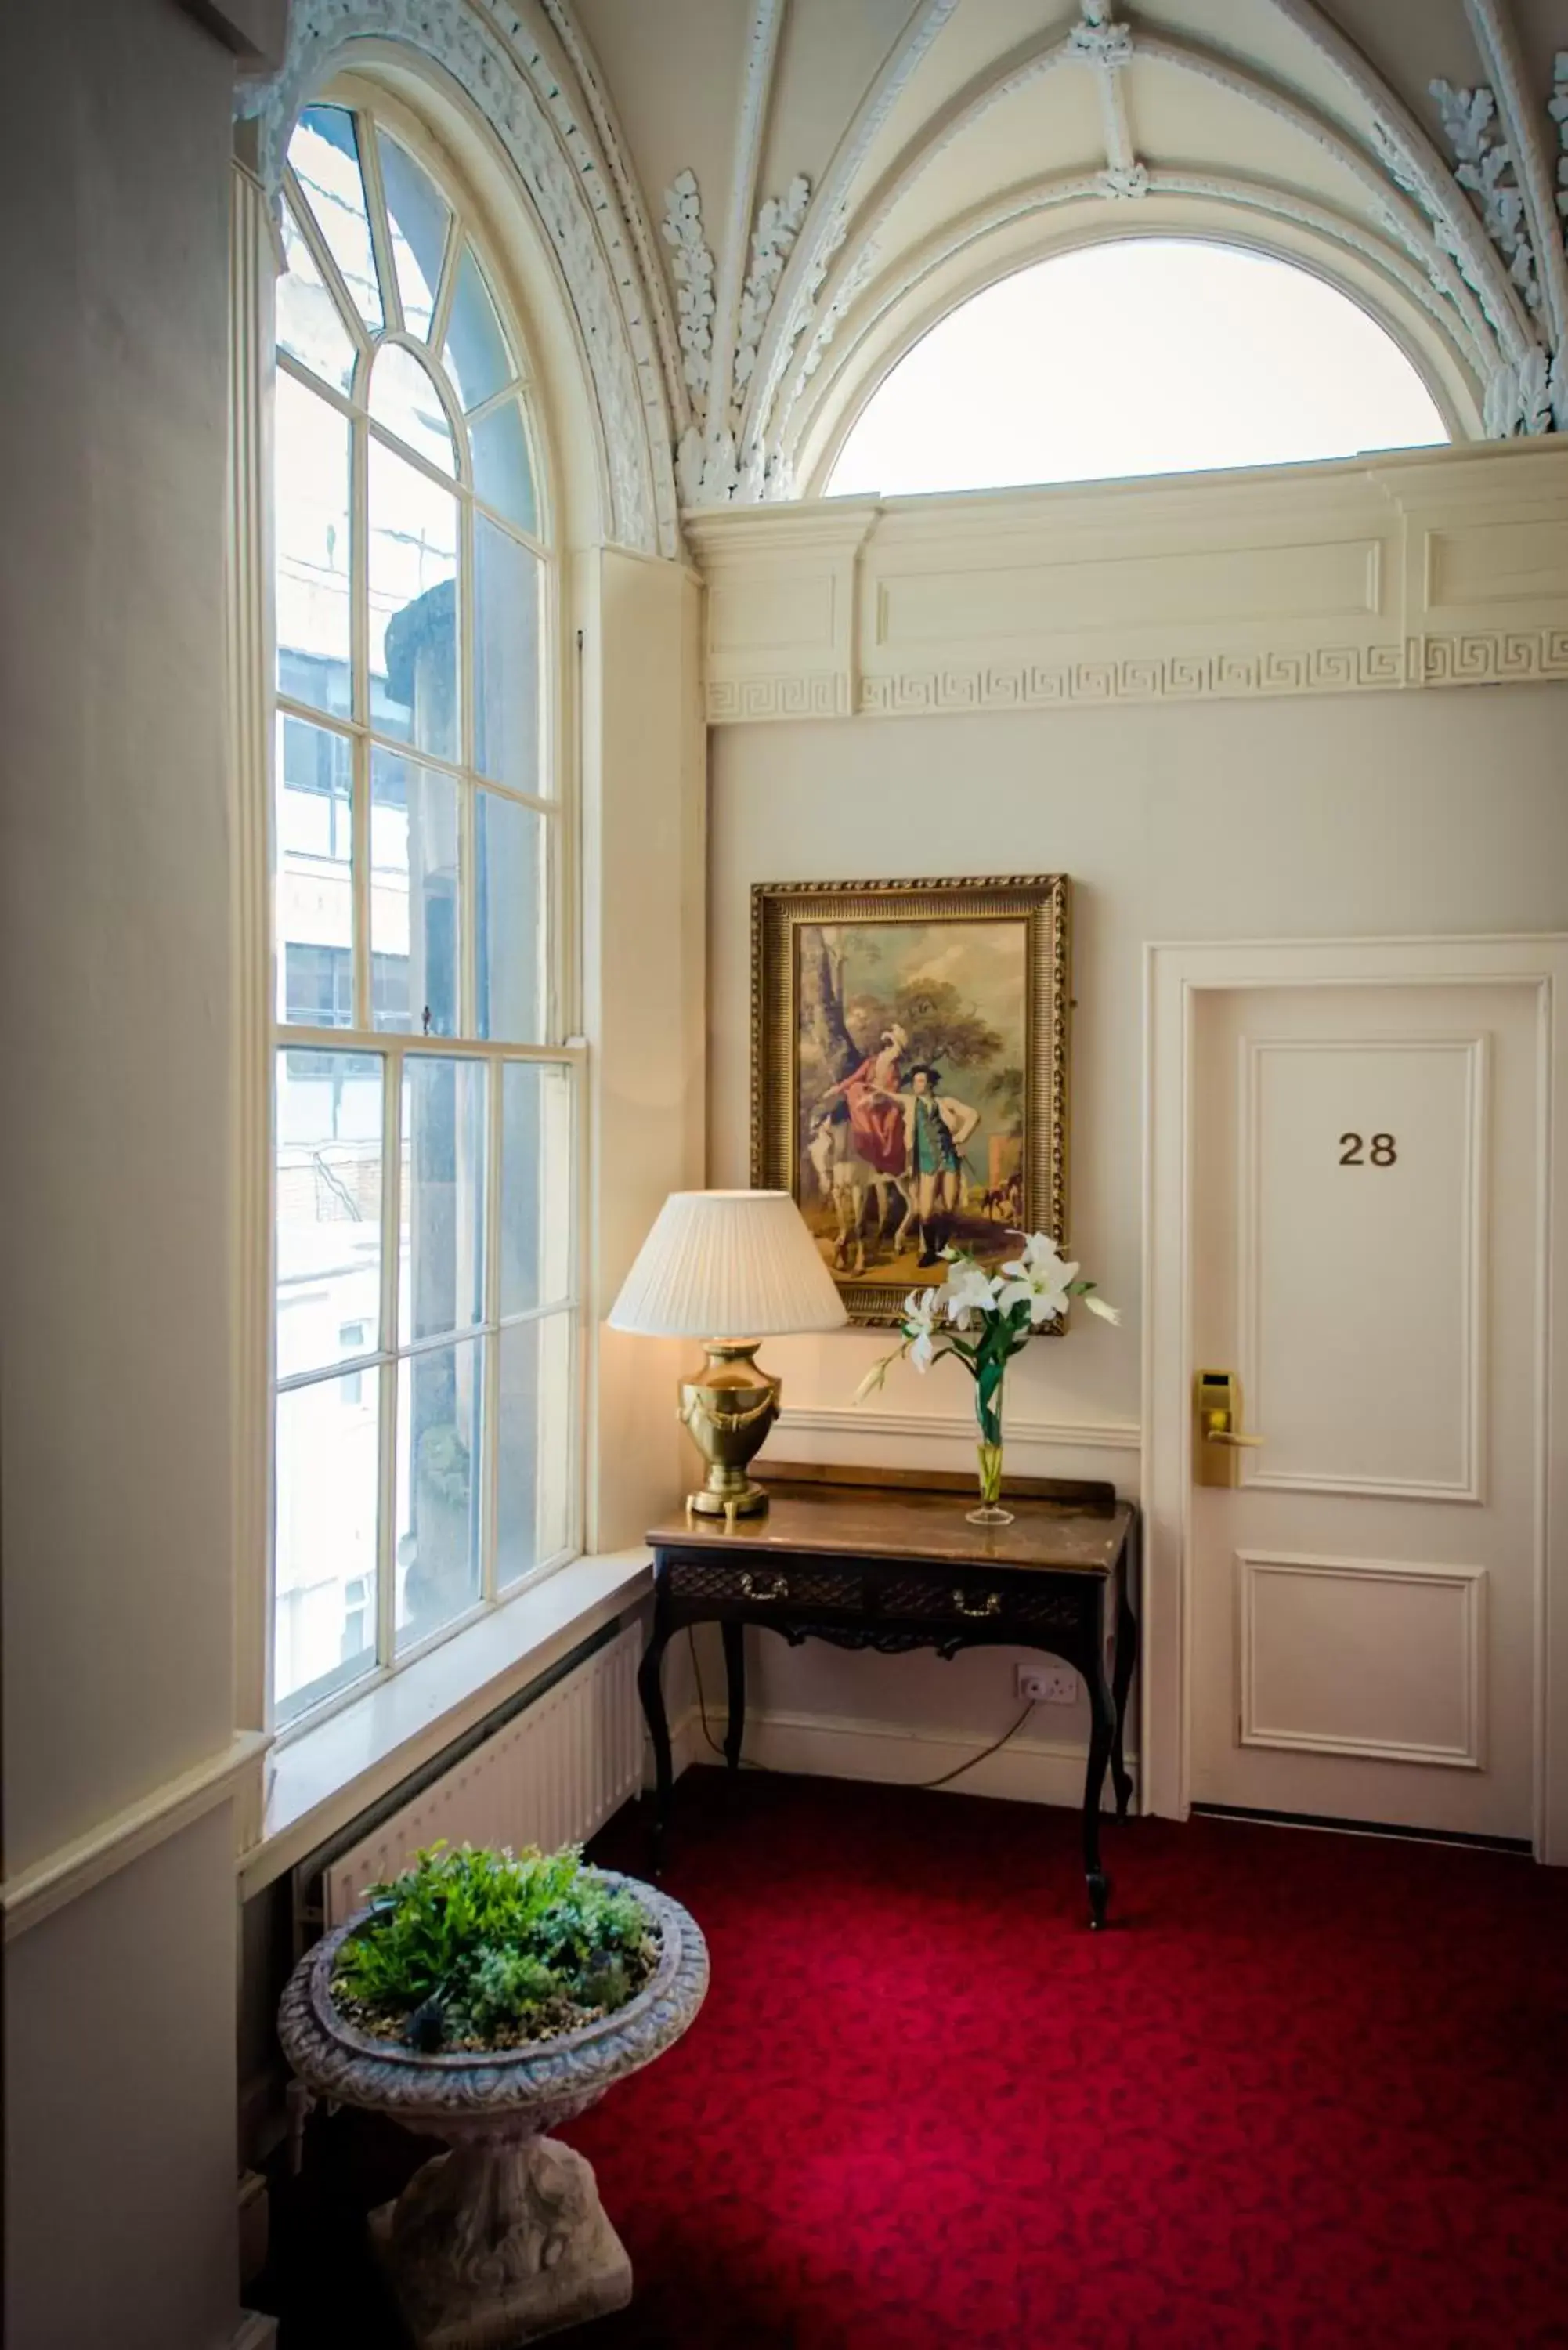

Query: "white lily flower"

xmin=996 ymin=1255 xmax=1075 ymax=1326
xmin=1083 ymin=1292 xmax=1122 ymax=1325
xmin=943 ymin=1264 xmax=1001 ymax=1329
xmin=902 ymin=1286 xmax=939 ymax=1370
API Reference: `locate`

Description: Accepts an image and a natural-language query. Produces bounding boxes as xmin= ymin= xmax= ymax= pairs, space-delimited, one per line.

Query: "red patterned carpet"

xmin=562 ymin=1770 xmax=1568 ymax=2350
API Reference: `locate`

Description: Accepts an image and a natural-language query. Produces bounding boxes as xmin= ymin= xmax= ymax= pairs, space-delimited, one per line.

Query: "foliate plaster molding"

xmin=1096 ymin=164 xmax=1149 ymax=200
xmin=1066 ymin=9 xmax=1133 ymax=71
xmin=1552 ymin=53 xmax=1568 ymax=227
xmin=1431 ymin=78 xmax=1542 ymax=318
xmin=738 ymin=0 xmax=960 ymax=467
xmin=732 ymin=175 xmax=812 ymax=431
xmin=536 ymin=0 xmax=687 ymax=436
xmin=663 ymin=170 xmax=716 ymax=414
xmin=237 ymin=0 xmax=675 ymax=555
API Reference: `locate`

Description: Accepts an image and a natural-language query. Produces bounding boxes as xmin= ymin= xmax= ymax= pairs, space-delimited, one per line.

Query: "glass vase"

xmin=967 ymin=1410 xmax=1014 ymax=1528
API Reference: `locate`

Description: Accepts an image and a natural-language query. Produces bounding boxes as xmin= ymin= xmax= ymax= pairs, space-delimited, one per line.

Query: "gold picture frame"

xmin=750 ymin=873 xmax=1071 ymax=1327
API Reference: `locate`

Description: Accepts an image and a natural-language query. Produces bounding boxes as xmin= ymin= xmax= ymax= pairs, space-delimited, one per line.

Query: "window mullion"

xmin=459 ymin=490 xmax=478 ymax=1042
xmin=351 ymin=410 xmax=372 ymax=1029
xmin=482 ymin=1050 xmax=504 ymax=1600
xmin=358 ymin=114 xmax=403 ymax=338
xmin=375 ymin=1046 xmax=403 ymax=1669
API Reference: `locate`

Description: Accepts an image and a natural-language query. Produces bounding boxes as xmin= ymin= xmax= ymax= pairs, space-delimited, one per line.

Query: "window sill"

xmin=239 ymin=1549 xmax=653 ymax=1899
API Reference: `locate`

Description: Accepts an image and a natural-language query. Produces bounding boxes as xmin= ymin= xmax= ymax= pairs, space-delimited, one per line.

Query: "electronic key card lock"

xmin=1194 ymin=1369 xmax=1265 ymax=1488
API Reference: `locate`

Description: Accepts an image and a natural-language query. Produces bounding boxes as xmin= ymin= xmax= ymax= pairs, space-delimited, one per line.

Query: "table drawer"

xmin=872 ymin=1571 xmax=1089 ymax=1636
xmin=664 ymin=1556 xmax=861 ymax=1612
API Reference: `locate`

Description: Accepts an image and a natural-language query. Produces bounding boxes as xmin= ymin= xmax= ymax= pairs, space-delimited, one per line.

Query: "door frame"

xmin=1142 ymin=935 xmax=1568 ymax=1862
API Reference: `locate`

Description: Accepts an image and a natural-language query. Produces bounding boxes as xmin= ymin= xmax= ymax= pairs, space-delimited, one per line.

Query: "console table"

xmin=640 ymin=1465 xmax=1139 ymax=1930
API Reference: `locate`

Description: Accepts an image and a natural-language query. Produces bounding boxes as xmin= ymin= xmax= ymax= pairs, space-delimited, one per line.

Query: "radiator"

xmin=320 ymin=1623 xmax=644 ymax=1928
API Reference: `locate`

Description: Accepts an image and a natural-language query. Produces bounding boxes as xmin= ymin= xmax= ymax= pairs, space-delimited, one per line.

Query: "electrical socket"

xmin=1017 ymin=1663 xmax=1079 ymax=1706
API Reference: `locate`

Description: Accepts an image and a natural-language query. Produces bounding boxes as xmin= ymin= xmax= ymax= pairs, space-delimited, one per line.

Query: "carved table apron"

xmin=640 ymin=1466 xmax=1139 ymax=1930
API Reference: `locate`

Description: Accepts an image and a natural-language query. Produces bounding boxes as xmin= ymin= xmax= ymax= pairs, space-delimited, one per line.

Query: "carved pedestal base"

xmin=369 ymin=2136 xmax=632 ymax=2349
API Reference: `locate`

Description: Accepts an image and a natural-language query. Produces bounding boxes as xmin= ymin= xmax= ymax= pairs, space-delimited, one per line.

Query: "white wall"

xmin=706 ymin=680 xmax=1568 ymax=1762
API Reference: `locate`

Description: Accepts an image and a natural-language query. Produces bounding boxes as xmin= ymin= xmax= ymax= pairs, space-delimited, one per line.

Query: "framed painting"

xmin=750 ymin=873 xmax=1071 ymax=1326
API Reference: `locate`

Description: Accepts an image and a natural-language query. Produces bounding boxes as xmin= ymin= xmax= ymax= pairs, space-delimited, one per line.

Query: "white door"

xmin=1188 ymin=982 xmax=1540 ymax=1840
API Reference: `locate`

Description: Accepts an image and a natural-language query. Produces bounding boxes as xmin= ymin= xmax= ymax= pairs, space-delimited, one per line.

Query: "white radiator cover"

xmin=322 ymin=1625 xmax=644 ymax=1927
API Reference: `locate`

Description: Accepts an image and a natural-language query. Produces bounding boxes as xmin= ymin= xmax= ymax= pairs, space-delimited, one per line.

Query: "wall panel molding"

xmin=772 ymin=1402 xmax=1140 ymax=1453
xmin=1237 ymin=1551 xmax=1486 ymax=1770
xmin=686 ymin=442 xmax=1568 ymax=721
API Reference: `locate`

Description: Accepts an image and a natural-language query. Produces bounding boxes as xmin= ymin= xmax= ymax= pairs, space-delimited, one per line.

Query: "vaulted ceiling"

xmin=244 ymin=2 xmax=1568 ymax=542
xmin=567 ymin=0 xmax=1568 ymax=502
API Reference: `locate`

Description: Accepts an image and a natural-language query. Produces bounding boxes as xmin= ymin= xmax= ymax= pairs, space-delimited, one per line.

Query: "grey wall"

xmin=1 ymin=3 xmax=244 ymax=2341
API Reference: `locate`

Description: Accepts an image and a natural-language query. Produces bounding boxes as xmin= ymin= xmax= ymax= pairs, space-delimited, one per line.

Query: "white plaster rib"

xmin=709 ymin=0 xmax=789 ymax=438
xmin=1462 ymin=0 xmax=1568 ymax=353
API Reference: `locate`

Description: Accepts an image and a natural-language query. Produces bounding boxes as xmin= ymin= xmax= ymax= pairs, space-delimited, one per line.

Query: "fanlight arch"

xmin=811 ymin=230 xmax=1454 ymax=502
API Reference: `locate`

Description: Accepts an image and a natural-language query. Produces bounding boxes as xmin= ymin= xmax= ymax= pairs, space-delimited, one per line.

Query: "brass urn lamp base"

xmin=678 ymin=1340 xmax=780 ymax=1520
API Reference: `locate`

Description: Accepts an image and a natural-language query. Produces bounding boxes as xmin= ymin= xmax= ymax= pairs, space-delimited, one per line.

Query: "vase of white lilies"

xmin=854 ymin=1233 xmax=1118 ymax=1525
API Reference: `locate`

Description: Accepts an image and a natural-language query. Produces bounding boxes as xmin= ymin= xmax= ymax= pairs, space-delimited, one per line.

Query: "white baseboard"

xmin=667 ymin=1701 xmax=1135 ymax=1811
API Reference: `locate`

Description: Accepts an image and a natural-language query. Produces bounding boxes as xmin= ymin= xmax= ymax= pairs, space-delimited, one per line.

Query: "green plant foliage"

xmin=331 ymin=1842 xmax=658 ymax=2052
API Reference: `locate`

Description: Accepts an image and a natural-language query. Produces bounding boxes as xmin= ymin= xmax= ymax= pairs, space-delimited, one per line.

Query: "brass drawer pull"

xmin=952 ymin=1589 xmax=1002 ymax=1618
xmin=740 ymin=1571 xmax=790 ymax=1602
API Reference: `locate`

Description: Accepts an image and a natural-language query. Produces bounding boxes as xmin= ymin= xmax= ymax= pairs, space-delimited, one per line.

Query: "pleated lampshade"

xmin=607 ymin=1190 xmax=847 ymax=1339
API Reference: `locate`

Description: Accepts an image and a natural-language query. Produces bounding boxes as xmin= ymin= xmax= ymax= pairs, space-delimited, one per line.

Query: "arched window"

xmin=270 ymin=91 xmax=576 ymax=1726
xmin=826 ymin=240 xmax=1447 ymax=500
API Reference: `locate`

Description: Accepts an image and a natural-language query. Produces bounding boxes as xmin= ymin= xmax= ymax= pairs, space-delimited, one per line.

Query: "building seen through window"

xmin=271 ymin=96 xmax=576 ymax=1727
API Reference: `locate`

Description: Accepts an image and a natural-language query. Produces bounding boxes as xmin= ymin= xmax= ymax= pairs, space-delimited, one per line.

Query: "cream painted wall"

xmin=706 ymin=682 xmax=1568 ymax=1759
xmin=583 ymin=548 xmax=708 ymax=1552
xmin=1 ymin=3 xmax=243 ymax=2339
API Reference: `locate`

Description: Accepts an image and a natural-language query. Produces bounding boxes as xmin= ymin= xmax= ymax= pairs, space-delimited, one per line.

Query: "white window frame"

xmin=262 ymin=76 xmax=586 ymax=1740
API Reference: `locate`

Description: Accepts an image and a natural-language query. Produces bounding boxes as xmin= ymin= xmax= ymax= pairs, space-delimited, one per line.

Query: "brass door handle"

xmin=739 ymin=1571 xmax=789 ymax=1601
xmin=952 ymin=1589 xmax=1003 ymax=1618
xmin=1205 ymin=1428 xmax=1265 ymax=1448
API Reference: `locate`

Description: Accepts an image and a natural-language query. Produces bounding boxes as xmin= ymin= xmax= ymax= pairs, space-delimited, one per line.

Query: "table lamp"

xmin=607 ymin=1189 xmax=847 ymax=1519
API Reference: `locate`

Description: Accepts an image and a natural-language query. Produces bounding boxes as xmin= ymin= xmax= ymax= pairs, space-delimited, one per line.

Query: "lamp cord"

xmin=686 ymin=1629 xmax=1038 ymax=1791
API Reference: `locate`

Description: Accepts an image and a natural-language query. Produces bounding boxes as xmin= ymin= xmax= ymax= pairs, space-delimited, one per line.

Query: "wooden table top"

xmin=647 ymin=1466 xmax=1132 ymax=1578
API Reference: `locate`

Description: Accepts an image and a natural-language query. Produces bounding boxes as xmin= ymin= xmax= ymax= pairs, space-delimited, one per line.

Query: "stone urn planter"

xmin=278 ymin=1871 xmax=708 ymax=2349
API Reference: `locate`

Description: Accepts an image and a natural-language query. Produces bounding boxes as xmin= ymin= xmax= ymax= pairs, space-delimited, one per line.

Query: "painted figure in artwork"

xmin=873 ymin=1065 xmax=981 ymax=1265
xmin=816 ymin=1024 xmax=909 ymax=1173
xmin=788 ymin=913 xmax=1031 ymax=1291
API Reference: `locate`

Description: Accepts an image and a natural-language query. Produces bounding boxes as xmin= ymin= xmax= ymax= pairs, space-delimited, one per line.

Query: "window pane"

xmin=399 ymin=1057 xmax=486 ymax=1346
xmin=370 ymin=748 xmax=458 ymax=1039
xmin=378 ymin=130 xmax=450 ymax=342
xmin=471 ymin=399 xmax=537 ymax=534
xmin=275 ymin=372 xmax=352 ymax=719
xmin=275 ymin=716 xmax=353 ymax=1025
xmin=289 ymin=106 xmax=384 ymax=331
xmin=276 ymin=1048 xmax=385 ymax=1379
xmin=501 ymin=1062 xmax=573 ymax=1316
xmin=396 ymin=1335 xmax=484 ymax=1650
xmin=443 ymin=244 xmax=513 ymax=410
xmin=474 ymin=517 xmax=542 ymax=797
xmin=274 ymin=1370 xmax=380 ymax=1724
xmin=475 ymin=790 xmax=546 ymax=1043
xmin=497 ymin=1314 xmax=573 ymax=1586
xmin=278 ymin=198 xmax=356 ymax=392
xmin=369 ymin=344 xmax=456 ymax=476
xmin=369 ymin=439 xmax=457 ymax=762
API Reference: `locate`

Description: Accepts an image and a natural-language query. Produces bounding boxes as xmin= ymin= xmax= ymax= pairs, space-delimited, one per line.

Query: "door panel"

xmin=1190 ymin=984 xmax=1536 ymax=1838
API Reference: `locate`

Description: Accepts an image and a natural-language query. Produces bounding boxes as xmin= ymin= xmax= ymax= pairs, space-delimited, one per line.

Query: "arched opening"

xmin=826 ymin=240 xmax=1447 ymax=500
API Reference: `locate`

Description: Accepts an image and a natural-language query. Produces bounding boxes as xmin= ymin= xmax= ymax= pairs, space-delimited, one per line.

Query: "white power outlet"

xmin=1017 ymin=1663 xmax=1079 ymax=1706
